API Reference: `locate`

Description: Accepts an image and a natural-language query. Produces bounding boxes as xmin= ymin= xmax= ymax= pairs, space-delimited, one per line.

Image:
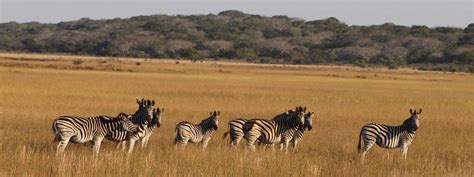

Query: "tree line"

xmin=0 ymin=10 xmax=473 ymax=72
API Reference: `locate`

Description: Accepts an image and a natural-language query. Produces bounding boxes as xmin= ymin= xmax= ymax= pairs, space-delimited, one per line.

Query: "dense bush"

xmin=0 ymin=10 xmax=472 ymax=72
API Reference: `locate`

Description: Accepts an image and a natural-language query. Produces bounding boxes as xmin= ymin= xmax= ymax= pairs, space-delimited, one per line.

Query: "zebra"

xmin=174 ymin=111 xmax=220 ymax=149
xmin=110 ymin=98 xmax=156 ymax=153
xmin=269 ymin=107 xmax=309 ymax=153
xmin=358 ymin=108 xmax=422 ymax=160
xmin=52 ymin=112 xmax=140 ymax=154
xmin=243 ymin=106 xmax=306 ymax=151
xmin=222 ymin=109 xmax=292 ymax=148
xmin=285 ymin=111 xmax=315 ymax=152
xmin=116 ymin=107 xmax=163 ymax=151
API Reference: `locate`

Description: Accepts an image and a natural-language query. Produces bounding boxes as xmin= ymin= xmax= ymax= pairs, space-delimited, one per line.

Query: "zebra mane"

xmin=272 ymin=110 xmax=292 ymax=121
xmin=200 ymin=116 xmax=214 ymax=125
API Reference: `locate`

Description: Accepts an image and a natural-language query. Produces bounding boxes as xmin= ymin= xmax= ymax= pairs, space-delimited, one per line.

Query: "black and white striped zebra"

xmin=269 ymin=107 xmax=309 ymax=153
xmin=285 ymin=111 xmax=315 ymax=152
xmin=358 ymin=109 xmax=422 ymax=160
xmin=110 ymin=98 xmax=156 ymax=153
xmin=116 ymin=107 xmax=163 ymax=150
xmin=243 ymin=107 xmax=306 ymax=151
xmin=174 ymin=111 xmax=220 ymax=149
xmin=52 ymin=113 xmax=139 ymax=154
xmin=222 ymin=110 xmax=292 ymax=148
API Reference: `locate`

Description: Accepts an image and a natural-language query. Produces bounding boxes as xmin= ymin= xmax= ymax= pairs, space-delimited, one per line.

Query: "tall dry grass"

xmin=0 ymin=53 xmax=473 ymax=176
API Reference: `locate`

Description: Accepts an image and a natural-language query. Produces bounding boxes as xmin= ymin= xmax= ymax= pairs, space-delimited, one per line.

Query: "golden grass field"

xmin=0 ymin=52 xmax=473 ymax=177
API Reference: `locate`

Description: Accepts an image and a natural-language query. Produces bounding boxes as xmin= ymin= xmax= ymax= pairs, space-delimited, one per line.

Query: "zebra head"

xmin=303 ymin=111 xmax=315 ymax=131
xmin=134 ymin=98 xmax=155 ymax=122
xmin=405 ymin=108 xmax=422 ymax=131
xmin=152 ymin=107 xmax=164 ymax=127
xmin=205 ymin=111 xmax=220 ymax=130
xmin=293 ymin=106 xmax=306 ymax=127
xmin=117 ymin=113 xmax=138 ymax=133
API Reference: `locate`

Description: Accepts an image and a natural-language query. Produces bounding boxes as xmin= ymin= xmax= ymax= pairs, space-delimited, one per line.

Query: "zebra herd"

xmin=51 ymin=98 xmax=422 ymax=160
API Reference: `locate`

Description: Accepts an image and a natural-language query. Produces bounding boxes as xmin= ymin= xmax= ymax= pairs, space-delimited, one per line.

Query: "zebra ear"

xmin=151 ymin=100 xmax=155 ymax=106
xmin=409 ymin=109 xmax=413 ymax=115
xmin=418 ymin=109 xmax=422 ymax=114
xmin=136 ymin=98 xmax=141 ymax=104
xmin=217 ymin=111 xmax=220 ymax=116
xmin=303 ymin=107 xmax=307 ymax=112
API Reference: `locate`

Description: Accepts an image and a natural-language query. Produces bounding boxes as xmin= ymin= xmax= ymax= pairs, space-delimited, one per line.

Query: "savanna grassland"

xmin=0 ymin=53 xmax=473 ymax=177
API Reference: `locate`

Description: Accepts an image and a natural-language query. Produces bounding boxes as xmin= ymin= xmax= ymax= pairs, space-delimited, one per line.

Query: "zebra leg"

xmin=401 ymin=144 xmax=409 ymax=160
xmin=246 ymin=139 xmax=256 ymax=151
xmin=283 ymin=140 xmax=290 ymax=154
xmin=174 ymin=138 xmax=188 ymax=150
xmin=116 ymin=141 xmax=126 ymax=151
xmin=202 ymin=138 xmax=211 ymax=149
xmin=231 ymin=136 xmax=242 ymax=148
xmin=128 ymin=138 xmax=138 ymax=153
xmin=292 ymin=139 xmax=299 ymax=152
xmin=56 ymin=136 xmax=71 ymax=154
xmin=141 ymin=134 xmax=151 ymax=148
xmin=92 ymin=136 xmax=104 ymax=154
xmin=360 ymin=137 xmax=375 ymax=161
xmin=179 ymin=140 xmax=188 ymax=149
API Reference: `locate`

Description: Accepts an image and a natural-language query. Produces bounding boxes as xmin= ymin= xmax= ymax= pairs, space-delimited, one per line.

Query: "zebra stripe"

xmin=243 ymin=107 xmax=306 ymax=151
xmin=52 ymin=113 xmax=136 ymax=154
xmin=174 ymin=111 xmax=220 ymax=149
xmin=358 ymin=109 xmax=421 ymax=160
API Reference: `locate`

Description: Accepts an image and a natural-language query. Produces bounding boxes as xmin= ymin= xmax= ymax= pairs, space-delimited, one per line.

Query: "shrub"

xmin=72 ymin=59 xmax=84 ymax=65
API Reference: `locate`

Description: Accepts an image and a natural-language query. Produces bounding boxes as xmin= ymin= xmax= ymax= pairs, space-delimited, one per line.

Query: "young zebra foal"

xmin=358 ymin=109 xmax=422 ymax=160
xmin=174 ymin=111 xmax=220 ymax=149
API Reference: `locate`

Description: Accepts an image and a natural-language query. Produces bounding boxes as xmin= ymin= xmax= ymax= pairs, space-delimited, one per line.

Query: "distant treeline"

xmin=0 ymin=10 xmax=473 ymax=72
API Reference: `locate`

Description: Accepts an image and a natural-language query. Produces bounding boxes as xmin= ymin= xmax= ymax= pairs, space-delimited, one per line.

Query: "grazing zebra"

xmin=243 ymin=107 xmax=306 ymax=151
xmin=52 ymin=113 xmax=139 ymax=154
xmin=286 ymin=111 xmax=315 ymax=152
xmin=358 ymin=109 xmax=422 ymax=160
xmin=222 ymin=110 xmax=292 ymax=148
xmin=116 ymin=107 xmax=163 ymax=150
xmin=174 ymin=111 xmax=220 ymax=149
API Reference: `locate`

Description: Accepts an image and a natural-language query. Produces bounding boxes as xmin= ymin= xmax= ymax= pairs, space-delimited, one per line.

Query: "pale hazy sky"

xmin=0 ymin=0 xmax=472 ymax=27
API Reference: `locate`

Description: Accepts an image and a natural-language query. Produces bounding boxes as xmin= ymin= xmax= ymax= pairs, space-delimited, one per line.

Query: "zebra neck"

xmin=130 ymin=115 xmax=147 ymax=124
xmin=199 ymin=124 xmax=214 ymax=132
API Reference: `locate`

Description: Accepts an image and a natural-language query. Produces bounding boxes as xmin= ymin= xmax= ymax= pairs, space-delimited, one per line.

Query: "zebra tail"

xmin=223 ymin=131 xmax=229 ymax=139
xmin=173 ymin=128 xmax=179 ymax=145
xmin=52 ymin=120 xmax=59 ymax=137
